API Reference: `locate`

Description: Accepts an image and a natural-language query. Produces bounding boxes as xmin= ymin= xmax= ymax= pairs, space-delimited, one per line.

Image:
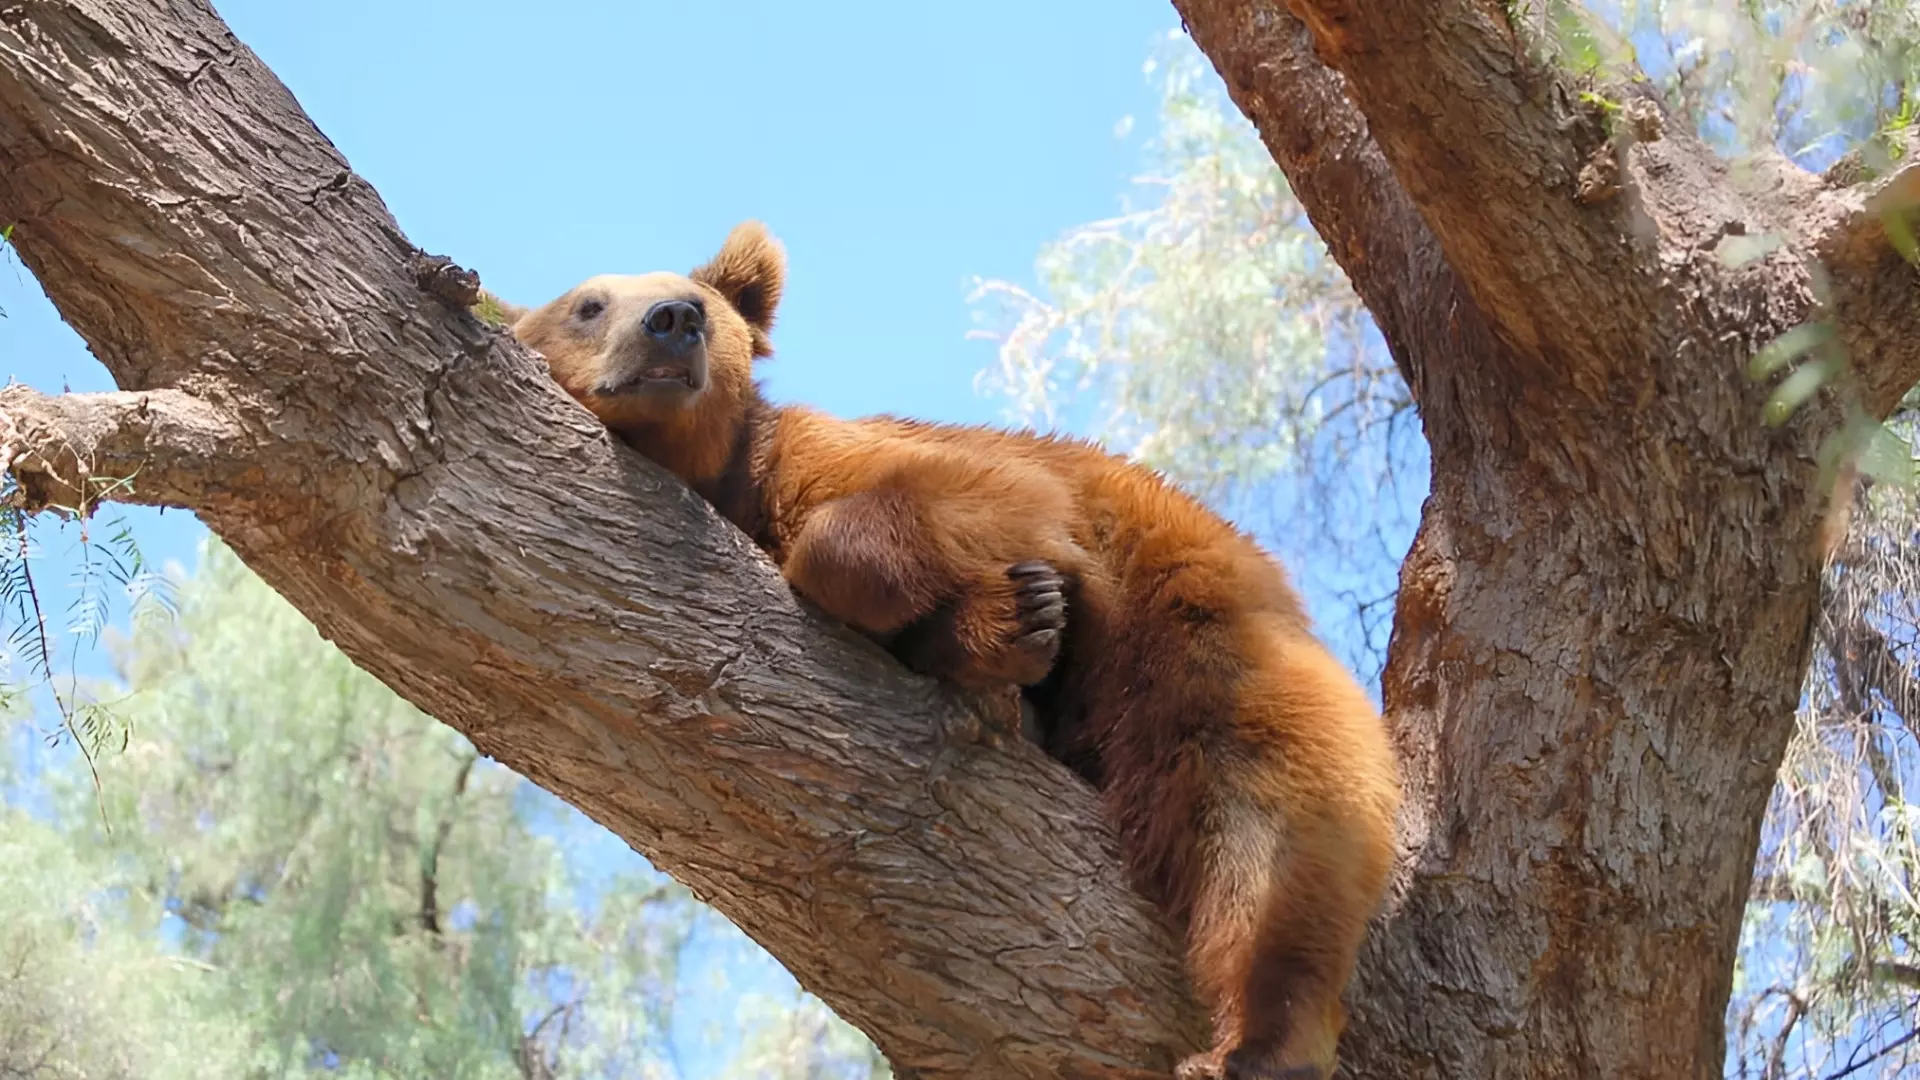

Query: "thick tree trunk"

xmin=1174 ymin=1 xmax=1920 ymax=1077
xmin=2 ymin=1 xmax=1916 ymax=1078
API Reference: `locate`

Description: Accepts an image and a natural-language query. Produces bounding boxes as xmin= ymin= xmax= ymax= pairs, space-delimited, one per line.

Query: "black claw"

xmin=1016 ymin=627 xmax=1059 ymax=649
xmin=1017 ymin=595 xmax=1065 ymax=627
xmin=1006 ymin=560 xmax=1068 ymax=670
xmin=1017 ymin=588 xmax=1064 ymax=611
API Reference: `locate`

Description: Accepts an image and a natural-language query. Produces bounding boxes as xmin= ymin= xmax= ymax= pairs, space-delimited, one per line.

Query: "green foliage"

xmin=969 ymin=33 xmax=1384 ymax=503
xmin=0 ymin=473 xmax=179 ymax=830
xmin=1578 ymin=89 xmax=1625 ymax=118
xmin=1601 ymin=0 xmax=1920 ymax=160
xmin=726 ymin=988 xmax=892 ymax=1078
xmin=0 ymin=813 xmax=252 ymax=1080
xmin=1738 ymin=446 xmax=1920 ymax=1078
xmin=471 ymin=290 xmax=517 ymax=329
xmin=1532 ymin=0 xmax=1637 ymax=76
xmin=4 ymin=541 xmax=887 ymax=1079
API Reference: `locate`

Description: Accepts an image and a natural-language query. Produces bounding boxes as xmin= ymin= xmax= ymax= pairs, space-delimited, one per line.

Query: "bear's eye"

xmin=573 ymin=297 xmax=606 ymax=321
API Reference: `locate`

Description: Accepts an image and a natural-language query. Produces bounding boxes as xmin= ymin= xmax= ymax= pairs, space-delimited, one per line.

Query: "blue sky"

xmin=5 ymin=0 xmax=1191 ymax=572
xmin=0 ymin=1 xmax=1279 ymax=1073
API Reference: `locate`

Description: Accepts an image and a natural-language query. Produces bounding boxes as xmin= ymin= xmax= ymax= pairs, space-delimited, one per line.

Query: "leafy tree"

xmin=1734 ymin=439 xmax=1920 ymax=1080
xmin=3 ymin=541 xmax=885 ymax=1079
xmin=0 ymin=810 xmax=249 ymax=1080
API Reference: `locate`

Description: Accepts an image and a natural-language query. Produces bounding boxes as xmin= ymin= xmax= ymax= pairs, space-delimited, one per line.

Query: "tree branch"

xmin=1171 ymin=0 xmax=1444 ymax=377
xmin=1266 ymin=0 xmax=1718 ymax=368
xmin=1808 ymin=158 xmax=1920 ymax=414
xmin=0 ymin=2 xmax=1205 ymax=1075
xmin=1873 ymin=963 xmax=1920 ymax=990
xmin=1169 ymin=0 xmax=1523 ymax=454
xmin=1829 ymin=595 xmax=1920 ymax=725
xmin=1827 ymin=1022 xmax=1920 ymax=1079
xmin=1183 ymin=0 xmax=1920 ymax=419
xmin=0 ymin=386 xmax=263 ymax=515
xmin=1765 ymin=988 xmax=1809 ymax=1080
xmin=1748 ymin=872 xmax=1808 ymax=905
xmin=419 ymin=752 xmax=478 ymax=938
xmin=517 ymin=999 xmax=574 ymax=1080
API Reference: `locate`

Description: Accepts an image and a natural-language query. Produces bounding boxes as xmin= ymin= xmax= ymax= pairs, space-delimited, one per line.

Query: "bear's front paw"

xmin=1004 ymin=560 xmax=1066 ymax=685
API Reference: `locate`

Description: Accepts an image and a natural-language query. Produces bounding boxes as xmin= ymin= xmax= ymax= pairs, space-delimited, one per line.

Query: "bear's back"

xmin=841 ymin=412 xmax=1309 ymax=634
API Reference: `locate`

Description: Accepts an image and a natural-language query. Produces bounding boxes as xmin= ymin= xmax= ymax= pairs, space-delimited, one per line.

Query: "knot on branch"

xmin=933 ymin=684 xmax=1035 ymax=749
xmin=1624 ymin=98 xmax=1663 ymax=144
xmin=410 ymin=250 xmax=482 ymax=310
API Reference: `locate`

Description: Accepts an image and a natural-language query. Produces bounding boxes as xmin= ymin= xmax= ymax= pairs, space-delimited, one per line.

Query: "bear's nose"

xmin=642 ymin=299 xmax=705 ymax=351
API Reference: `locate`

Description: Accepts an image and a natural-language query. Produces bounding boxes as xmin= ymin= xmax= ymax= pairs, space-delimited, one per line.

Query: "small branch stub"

xmin=411 ymin=250 xmax=482 ymax=310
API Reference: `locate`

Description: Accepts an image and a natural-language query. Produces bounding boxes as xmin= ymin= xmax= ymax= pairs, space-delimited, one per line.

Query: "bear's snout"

xmin=594 ymin=297 xmax=710 ymax=400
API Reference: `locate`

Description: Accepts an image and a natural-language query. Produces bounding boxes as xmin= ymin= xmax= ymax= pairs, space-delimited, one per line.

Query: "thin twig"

xmin=16 ymin=511 xmax=106 ymax=830
xmin=1765 ymin=989 xmax=1808 ymax=1080
xmin=1825 ymin=1022 xmax=1920 ymax=1079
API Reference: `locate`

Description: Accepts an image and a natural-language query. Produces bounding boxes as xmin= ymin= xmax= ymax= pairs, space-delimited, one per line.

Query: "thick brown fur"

xmin=490 ymin=222 xmax=1402 ymax=1079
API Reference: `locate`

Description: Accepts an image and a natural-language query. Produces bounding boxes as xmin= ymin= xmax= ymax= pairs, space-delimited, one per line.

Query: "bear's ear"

xmin=472 ymin=289 xmax=528 ymax=330
xmin=691 ymin=221 xmax=785 ymax=357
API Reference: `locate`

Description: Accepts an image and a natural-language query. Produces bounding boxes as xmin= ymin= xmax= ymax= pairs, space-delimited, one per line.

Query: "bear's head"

xmin=484 ymin=221 xmax=785 ymax=482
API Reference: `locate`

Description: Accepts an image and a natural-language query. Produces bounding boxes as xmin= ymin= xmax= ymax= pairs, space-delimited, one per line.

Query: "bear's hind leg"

xmin=1174 ymin=788 xmax=1281 ymax=1080
xmin=1177 ymin=857 xmax=1359 ymax=1080
xmin=1174 ymin=760 xmax=1389 ymax=1080
xmin=1226 ymin=788 xmax=1391 ymax=1079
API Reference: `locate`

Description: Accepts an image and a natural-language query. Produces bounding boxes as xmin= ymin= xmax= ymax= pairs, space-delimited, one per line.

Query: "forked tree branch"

xmin=0 ymin=2 xmax=1205 ymax=1075
xmin=1168 ymin=0 xmax=1514 ymax=428
xmin=1184 ymin=0 xmax=1920 ymax=414
xmin=1264 ymin=0 xmax=1698 ymax=369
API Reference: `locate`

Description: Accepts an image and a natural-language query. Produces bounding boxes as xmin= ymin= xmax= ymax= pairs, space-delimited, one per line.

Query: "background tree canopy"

xmin=3 ymin=542 xmax=885 ymax=1079
xmin=4 ymin=0 xmax=1920 ymax=1077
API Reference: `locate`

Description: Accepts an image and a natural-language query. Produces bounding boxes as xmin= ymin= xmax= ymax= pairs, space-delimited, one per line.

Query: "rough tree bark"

xmin=1170 ymin=1 xmax=1920 ymax=1077
xmin=0 ymin=2 xmax=1914 ymax=1079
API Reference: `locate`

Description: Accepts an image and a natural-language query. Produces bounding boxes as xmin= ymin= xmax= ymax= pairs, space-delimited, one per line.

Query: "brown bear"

xmin=481 ymin=222 xmax=1401 ymax=1080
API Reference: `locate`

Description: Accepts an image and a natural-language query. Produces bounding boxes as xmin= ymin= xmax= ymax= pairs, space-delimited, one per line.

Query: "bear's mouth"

xmin=639 ymin=365 xmax=695 ymax=386
xmin=594 ymin=337 xmax=709 ymax=399
xmin=596 ymin=363 xmax=704 ymax=397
